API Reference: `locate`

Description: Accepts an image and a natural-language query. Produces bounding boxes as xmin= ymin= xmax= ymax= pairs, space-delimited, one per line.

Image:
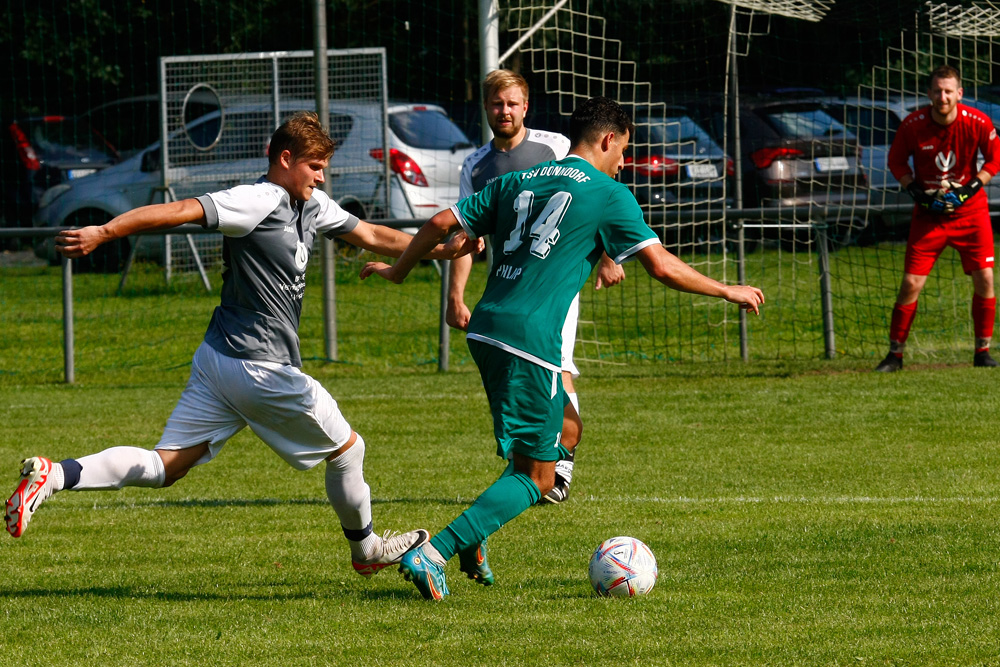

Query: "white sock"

xmin=72 ymin=447 xmax=165 ymax=490
xmin=555 ymin=458 xmax=574 ymax=484
xmin=325 ymin=434 xmax=376 ymax=561
xmin=49 ymin=462 xmax=66 ymax=492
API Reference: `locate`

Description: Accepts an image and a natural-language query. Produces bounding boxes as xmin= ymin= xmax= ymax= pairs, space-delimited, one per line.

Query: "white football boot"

xmin=5 ymin=457 xmax=58 ymax=538
xmin=352 ymin=528 xmax=430 ymax=578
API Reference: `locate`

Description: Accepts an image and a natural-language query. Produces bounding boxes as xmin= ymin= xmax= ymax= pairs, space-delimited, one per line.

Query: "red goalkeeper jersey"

xmin=888 ymin=103 xmax=1000 ymax=219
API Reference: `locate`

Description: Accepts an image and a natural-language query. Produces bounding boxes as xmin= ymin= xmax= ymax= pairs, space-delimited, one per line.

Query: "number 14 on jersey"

xmin=502 ymin=190 xmax=573 ymax=259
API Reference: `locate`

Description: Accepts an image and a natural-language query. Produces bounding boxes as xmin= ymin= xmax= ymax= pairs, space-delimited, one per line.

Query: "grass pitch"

xmin=2 ymin=255 xmax=999 ymax=665
xmin=2 ymin=365 xmax=999 ymax=666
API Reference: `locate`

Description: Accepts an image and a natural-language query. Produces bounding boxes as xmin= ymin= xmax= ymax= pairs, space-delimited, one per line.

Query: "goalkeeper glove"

xmin=940 ymin=177 xmax=983 ymax=212
xmin=906 ymin=182 xmax=948 ymax=214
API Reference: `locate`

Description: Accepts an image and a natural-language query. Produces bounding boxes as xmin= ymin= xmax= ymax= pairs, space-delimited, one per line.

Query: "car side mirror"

xmin=141 ymin=148 xmax=161 ymax=173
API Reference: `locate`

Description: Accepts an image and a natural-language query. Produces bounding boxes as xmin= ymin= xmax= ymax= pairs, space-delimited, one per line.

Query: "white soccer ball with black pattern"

xmin=588 ymin=536 xmax=658 ymax=597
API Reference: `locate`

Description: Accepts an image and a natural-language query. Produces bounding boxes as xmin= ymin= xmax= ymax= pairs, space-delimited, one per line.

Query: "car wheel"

xmin=65 ymin=210 xmax=130 ymax=273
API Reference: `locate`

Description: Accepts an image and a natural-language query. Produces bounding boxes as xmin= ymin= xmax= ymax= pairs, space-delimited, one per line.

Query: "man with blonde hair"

xmin=450 ymin=70 xmax=623 ymax=507
xmin=6 ymin=112 xmax=481 ymax=579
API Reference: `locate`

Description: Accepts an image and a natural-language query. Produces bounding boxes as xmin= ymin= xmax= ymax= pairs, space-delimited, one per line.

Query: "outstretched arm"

xmin=360 ymin=209 xmax=464 ymax=284
xmin=55 ymin=199 xmax=207 ymax=259
xmin=338 ymin=219 xmax=480 ymax=260
xmin=636 ymin=244 xmax=764 ymax=314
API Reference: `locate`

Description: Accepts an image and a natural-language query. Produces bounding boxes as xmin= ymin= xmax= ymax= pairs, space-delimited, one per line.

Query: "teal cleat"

xmin=399 ymin=546 xmax=449 ymax=600
xmin=458 ymin=539 xmax=494 ymax=586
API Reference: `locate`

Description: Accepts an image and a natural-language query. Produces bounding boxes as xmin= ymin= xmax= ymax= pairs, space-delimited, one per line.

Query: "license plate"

xmin=814 ymin=157 xmax=849 ymax=172
xmin=67 ymin=169 xmax=96 ymax=179
xmin=686 ymin=163 xmax=718 ymax=179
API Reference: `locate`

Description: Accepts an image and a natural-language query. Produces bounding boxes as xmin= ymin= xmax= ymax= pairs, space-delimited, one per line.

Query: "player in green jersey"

xmin=361 ymin=96 xmax=764 ymax=600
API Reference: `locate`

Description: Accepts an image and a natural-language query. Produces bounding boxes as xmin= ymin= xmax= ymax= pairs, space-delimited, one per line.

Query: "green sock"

xmin=430 ymin=471 xmax=540 ymax=561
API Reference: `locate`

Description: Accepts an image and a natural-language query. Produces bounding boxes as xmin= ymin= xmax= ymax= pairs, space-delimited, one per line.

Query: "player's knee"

xmin=562 ymin=411 xmax=583 ymax=450
xmin=162 ymin=468 xmax=190 ymax=487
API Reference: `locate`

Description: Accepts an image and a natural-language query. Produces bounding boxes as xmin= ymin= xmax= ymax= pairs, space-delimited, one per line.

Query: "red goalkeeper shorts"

xmin=904 ymin=211 xmax=995 ymax=276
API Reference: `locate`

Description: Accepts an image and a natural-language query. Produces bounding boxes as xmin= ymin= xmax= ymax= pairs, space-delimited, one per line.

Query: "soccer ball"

xmin=588 ymin=536 xmax=658 ymax=597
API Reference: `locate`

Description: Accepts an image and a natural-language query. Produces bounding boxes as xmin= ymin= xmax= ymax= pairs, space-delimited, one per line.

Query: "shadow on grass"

xmin=0 ymin=585 xmax=428 ymax=602
xmin=92 ymin=496 xmax=475 ymax=509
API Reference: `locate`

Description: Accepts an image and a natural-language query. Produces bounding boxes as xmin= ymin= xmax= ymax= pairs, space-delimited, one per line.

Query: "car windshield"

xmin=825 ymin=105 xmax=901 ymax=146
xmin=634 ymin=114 xmax=724 ymax=157
xmin=389 ymin=109 xmax=473 ymax=151
xmin=759 ymin=106 xmax=855 ymax=140
xmin=23 ymin=117 xmax=117 ymax=162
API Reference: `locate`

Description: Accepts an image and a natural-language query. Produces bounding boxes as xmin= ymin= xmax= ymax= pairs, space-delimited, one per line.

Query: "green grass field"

xmin=2 ymin=253 xmax=999 ymax=665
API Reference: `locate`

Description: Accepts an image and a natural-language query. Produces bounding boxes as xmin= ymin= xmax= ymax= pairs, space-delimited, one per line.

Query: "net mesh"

xmin=2 ymin=0 xmax=998 ymax=383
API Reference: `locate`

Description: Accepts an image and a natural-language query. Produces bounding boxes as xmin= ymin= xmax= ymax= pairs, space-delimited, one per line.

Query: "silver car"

xmin=34 ymin=100 xmax=473 ymax=268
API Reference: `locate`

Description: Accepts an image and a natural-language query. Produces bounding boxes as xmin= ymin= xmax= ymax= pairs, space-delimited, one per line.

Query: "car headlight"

xmin=38 ymin=184 xmax=72 ymax=210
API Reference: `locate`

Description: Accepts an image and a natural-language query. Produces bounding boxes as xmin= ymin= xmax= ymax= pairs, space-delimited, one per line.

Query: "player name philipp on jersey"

xmin=495 ymin=264 xmax=523 ymax=280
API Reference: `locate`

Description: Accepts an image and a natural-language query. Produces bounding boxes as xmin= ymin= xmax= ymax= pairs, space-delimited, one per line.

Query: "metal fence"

xmin=154 ymin=49 xmax=390 ymax=276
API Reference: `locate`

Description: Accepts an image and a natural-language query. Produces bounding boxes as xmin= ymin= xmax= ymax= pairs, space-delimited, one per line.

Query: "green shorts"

xmin=469 ymin=340 xmax=566 ymax=462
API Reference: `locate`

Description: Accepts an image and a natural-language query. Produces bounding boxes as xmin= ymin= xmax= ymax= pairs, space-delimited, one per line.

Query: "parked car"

xmin=33 ymin=100 xmax=474 ymax=269
xmin=2 ymin=115 xmax=117 ymax=237
xmin=82 ymin=91 xmax=224 ymax=161
xmin=619 ymin=104 xmax=732 ymax=246
xmin=687 ymin=95 xmax=870 ymax=247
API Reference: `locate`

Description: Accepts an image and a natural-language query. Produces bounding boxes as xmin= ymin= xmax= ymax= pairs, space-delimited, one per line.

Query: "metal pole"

xmin=61 ymin=255 xmax=74 ymax=384
xmin=439 ymin=260 xmax=451 ymax=372
xmin=816 ymin=224 xmax=836 ymax=360
xmin=727 ymin=5 xmax=748 ymax=362
xmin=737 ymin=221 xmax=748 ymax=362
xmin=479 ymin=0 xmax=500 ymax=143
xmin=479 ymin=0 xmax=499 ymax=271
xmin=314 ymin=0 xmax=337 ymax=361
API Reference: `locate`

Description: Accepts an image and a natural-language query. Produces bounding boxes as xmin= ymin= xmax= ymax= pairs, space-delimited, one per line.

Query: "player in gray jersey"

xmin=5 ymin=112 xmax=481 ymax=579
xmin=363 ymin=97 xmax=764 ymax=600
xmin=449 ymin=70 xmax=624 ymax=505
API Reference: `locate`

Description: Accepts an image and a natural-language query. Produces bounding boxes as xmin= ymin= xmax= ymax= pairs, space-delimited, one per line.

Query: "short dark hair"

xmin=929 ymin=65 xmax=962 ymax=89
xmin=267 ymin=111 xmax=336 ymax=165
xmin=569 ymin=97 xmax=634 ymax=145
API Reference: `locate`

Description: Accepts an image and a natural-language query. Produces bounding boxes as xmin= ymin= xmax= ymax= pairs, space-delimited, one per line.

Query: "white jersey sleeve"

xmin=459 ymin=150 xmax=478 ymax=199
xmin=311 ymin=189 xmax=359 ymax=237
xmin=529 ymin=130 xmax=571 ymax=160
xmin=202 ymin=182 xmax=284 ymax=238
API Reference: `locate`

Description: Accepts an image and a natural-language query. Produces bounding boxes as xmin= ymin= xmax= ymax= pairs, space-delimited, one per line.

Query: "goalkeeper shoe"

xmin=5 ymin=457 xmax=57 ymax=538
xmin=399 ymin=545 xmax=449 ymax=600
xmin=458 ymin=539 xmax=494 ymax=586
xmin=874 ymin=353 xmax=903 ymax=373
xmin=974 ymin=350 xmax=999 ymax=368
xmin=352 ymin=528 xmax=429 ymax=578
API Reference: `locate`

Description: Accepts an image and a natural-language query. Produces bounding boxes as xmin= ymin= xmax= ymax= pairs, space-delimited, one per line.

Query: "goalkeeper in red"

xmin=361 ymin=96 xmax=764 ymax=600
xmin=876 ymin=64 xmax=1000 ymax=372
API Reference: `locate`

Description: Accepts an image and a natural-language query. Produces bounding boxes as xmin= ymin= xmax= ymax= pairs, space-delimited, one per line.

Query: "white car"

xmin=34 ymin=100 xmax=474 ymax=268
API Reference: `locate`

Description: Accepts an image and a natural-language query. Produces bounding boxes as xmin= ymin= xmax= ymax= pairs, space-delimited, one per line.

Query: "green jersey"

xmin=453 ymin=155 xmax=659 ymax=370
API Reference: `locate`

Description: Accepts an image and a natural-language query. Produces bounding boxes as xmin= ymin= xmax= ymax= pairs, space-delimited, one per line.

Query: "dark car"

xmin=81 ymin=92 xmax=223 ymax=161
xmin=619 ymin=104 xmax=732 ymax=245
xmin=2 ymin=115 xmax=118 ymax=236
xmin=690 ymin=95 xmax=869 ymax=246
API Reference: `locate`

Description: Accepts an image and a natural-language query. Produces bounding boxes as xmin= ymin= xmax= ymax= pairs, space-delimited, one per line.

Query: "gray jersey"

xmin=460 ymin=129 xmax=571 ymax=198
xmin=196 ymin=178 xmax=359 ymax=367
